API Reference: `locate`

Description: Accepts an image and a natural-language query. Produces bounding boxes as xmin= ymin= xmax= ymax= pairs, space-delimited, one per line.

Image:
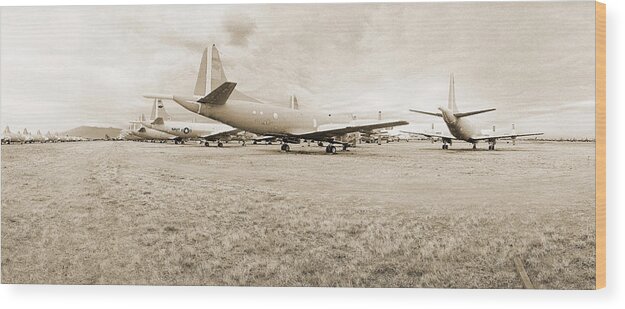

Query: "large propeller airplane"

xmin=403 ymin=74 xmax=543 ymax=150
xmin=146 ymin=45 xmax=408 ymax=154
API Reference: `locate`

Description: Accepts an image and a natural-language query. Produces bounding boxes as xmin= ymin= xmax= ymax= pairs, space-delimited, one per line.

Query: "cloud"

xmin=223 ymin=14 xmax=256 ymax=47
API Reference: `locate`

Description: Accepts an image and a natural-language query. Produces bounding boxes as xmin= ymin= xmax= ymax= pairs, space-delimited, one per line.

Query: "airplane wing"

xmin=470 ymin=132 xmax=544 ymax=141
xmin=200 ymin=129 xmax=241 ymax=141
xmin=399 ymin=130 xmax=456 ymax=140
xmin=291 ymin=120 xmax=409 ymax=141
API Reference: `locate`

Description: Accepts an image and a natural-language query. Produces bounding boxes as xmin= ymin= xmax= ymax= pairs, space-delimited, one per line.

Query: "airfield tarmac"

xmin=1 ymin=140 xmax=595 ymax=288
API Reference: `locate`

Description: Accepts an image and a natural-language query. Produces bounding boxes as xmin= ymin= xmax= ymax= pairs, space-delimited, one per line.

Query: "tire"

xmin=204 ymin=142 xmax=210 ymax=147
xmin=218 ymin=142 xmax=224 ymax=147
xmin=330 ymin=146 xmax=337 ymax=154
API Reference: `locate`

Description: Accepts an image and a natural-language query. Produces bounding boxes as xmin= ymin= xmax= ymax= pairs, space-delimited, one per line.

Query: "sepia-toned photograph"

xmin=1 ymin=1 xmax=604 ymax=289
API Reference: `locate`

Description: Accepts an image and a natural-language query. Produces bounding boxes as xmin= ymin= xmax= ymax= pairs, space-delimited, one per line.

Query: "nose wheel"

xmin=325 ymin=145 xmax=337 ymax=154
xmin=281 ymin=143 xmax=290 ymax=152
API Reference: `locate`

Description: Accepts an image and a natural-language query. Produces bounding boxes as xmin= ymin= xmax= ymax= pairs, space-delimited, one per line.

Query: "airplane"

xmin=2 ymin=126 xmax=24 ymax=144
xmin=404 ymin=74 xmax=543 ymax=150
xmin=145 ymin=45 xmax=408 ymax=154
xmin=21 ymin=129 xmax=34 ymax=143
xmin=141 ymin=99 xmax=243 ymax=147
xmin=45 ymin=131 xmax=59 ymax=142
xmin=33 ymin=130 xmax=47 ymax=143
xmin=129 ymin=115 xmax=178 ymax=142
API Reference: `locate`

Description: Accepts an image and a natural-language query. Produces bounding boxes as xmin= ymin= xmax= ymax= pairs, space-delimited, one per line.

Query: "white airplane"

xmin=146 ymin=45 xmax=408 ymax=154
xmin=21 ymin=129 xmax=34 ymax=143
xmin=33 ymin=130 xmax=47 ymax=143
xmin=142 ymin=99 xmax=243 ymax=147
xmin=129 ymin=115 xmax=178 ymax=142
xmin=2 ymin=127 xmax=24 ymax=144
xmin=404 ymin=74 xmax=543 ymax=150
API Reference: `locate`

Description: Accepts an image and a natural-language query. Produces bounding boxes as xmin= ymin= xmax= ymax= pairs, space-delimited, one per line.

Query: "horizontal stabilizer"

xmin=198 ymin=82 xmax=237 ymax=105
xmin=409 ymin=109 xmax=443 ymax=117
xmin=471 ymin=132 xmax=544 ymax=141
xmin=400 ymin=130 xmax=456 ymax=140
xmin=144 ymin=93 xmax=174 ymax=100
xmin=453 ymin=108 xmax=496 ymax=118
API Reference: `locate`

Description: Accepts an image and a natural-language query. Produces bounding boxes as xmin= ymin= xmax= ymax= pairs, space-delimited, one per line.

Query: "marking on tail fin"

xmin=194 ymin=47 xmax=208 ymax=96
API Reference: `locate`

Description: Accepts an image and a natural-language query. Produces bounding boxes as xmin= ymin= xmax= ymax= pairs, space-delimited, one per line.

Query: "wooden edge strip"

xmin=595 ymin=0 xmax=606 ymax=290
xmin=514 ymin=257 xmax=535 ymax=289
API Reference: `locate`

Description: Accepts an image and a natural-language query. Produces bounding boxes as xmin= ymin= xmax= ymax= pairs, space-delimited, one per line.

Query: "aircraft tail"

xmin=23 ymin=128 xmax=30 ymax=135
xmin=290 ymin=95 xmax=299 ymax=110
xmin=448 ymin=73 xmax=458 ymax=113
xmin=194 ymin=47 xmax=208 ymax=96
xmin=210 ymin=44 xmax=228 ymax=92
xmin=4 ymin=126 xmax=10 ymax=134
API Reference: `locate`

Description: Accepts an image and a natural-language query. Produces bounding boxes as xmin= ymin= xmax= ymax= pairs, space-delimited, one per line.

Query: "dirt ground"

xmin=1 ymin=140 xmax=596 ymax=288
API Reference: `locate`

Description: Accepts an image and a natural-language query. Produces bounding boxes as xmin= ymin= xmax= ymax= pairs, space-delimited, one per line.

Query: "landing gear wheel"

xmin=204 ymin=142 xmax=210 ymax=147
xmin=472 ymin=144 xmax=477 ymax=150
xmin=253 ymin=141 xmax=257 ymax=145
xmin=318 ymin=142 xmax=324 ymax=147
xmin=442 ymin=144 xmax=449 ymax=150
xmin=326 ymin=145 xmax=337 ymax=154
xmin=281 ymin=144 xmax=290 ymax=152
xmin=217 ymin=142 xmax=224 ymax=147
xmin=180 ymin=140 xmax=185 ymax=145
xmin=342 ymin=144 xmax=348 ymax=151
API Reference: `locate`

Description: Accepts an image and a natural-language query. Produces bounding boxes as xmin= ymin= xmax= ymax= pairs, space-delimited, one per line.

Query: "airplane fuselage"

xmin=439 ymin=107 xmax=481 ymax=142
xmin=173 ymin=96 xmax=353 ymax=137
xmin=146 ymin=120 xmax=233 ymax=140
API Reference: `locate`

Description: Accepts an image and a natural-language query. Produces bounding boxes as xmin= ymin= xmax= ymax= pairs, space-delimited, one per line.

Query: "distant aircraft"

xmin=146 ymin=45 xmax=408 ymax=154
xmin=45 ymin=131 xmax=59 ymax=143
xmin=404 ymin=74 xmax=543 ymax=150
xmin=33 ymin=130 xmax=47 ymax=143
xmin=142 ymin=99 xmax=243 ymax=147
xmin=130 ymin=115 xmax=178 ymax=142
xmin=21 ymin=129 xmax=34 ymax=143
xmin=2 ymin=127 xmax=24 ymax=144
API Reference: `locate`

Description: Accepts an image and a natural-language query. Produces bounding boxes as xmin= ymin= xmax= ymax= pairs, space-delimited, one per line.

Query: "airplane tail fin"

xmin=194 ymin=47 xmax=208 ymax=96
xmin=37 ymin=130 xmax=42 ymax=135
xmin=155 ymin=99 xmax=171 ymax=121
xmin=198 ymin=82 xmax=237 ymax=105
xmin=210 ymin=44 xmax=228 ymax=92
xmin=290 ymin=95 xmax=299 ymax=110
xmin=4 ymin=126 xmax=10 ymax=134
xmin=448 ymin=73 xmax=458 ymax=113
xmin=23 ymin=128 xmax=29 ymax=135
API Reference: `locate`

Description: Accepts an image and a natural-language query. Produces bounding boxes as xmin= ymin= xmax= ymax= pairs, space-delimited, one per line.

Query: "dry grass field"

xmin=1 ymin=140 xmax=595 ymax=288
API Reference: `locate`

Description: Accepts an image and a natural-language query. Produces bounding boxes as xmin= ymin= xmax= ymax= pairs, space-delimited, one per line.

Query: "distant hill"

xmin=64 ymin=126 xmax=122 ymax=140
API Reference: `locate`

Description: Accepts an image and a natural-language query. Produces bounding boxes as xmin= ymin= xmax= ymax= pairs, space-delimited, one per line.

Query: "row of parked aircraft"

xmin=132 ymin=45 xmax=542 ymax=153
xmin=1 ymin=127 xmax=86 ymax=144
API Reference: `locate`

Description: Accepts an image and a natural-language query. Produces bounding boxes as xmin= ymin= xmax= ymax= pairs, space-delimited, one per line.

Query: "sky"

xmin=1 ymin=2 xmax=596 ymax=138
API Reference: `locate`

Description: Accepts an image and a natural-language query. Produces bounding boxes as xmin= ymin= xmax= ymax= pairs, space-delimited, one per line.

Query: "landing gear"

xmin=442 ymin=144 xmax=449 ymax=150
xmin=281 ymin=144 xmax=290 ymax=152
xmin=318 ymin=142 xmax=324 ymax=147
xmin=487 ymin=140 xmax=496 ymax=150
xmin=472 ymin=143 xmax=477 ymax=150
xmin=253 ymin=140 xmax=257 ymax=145
xmin=325 ymin=145 xmax=337 ymax=154
xmin=204 ymin=142 xmax=210 ymax=147
xmin=342 ymin=144 xmax=349 ymax=151
xmin=242 ymin=140 xmax=246 ymax=147
xmin=217 ymin=142 xmax=224 ymax=147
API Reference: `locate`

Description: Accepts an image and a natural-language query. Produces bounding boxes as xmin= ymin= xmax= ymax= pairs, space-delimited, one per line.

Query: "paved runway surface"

xmin=1 ymin=140 xmax=596 ymax=288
